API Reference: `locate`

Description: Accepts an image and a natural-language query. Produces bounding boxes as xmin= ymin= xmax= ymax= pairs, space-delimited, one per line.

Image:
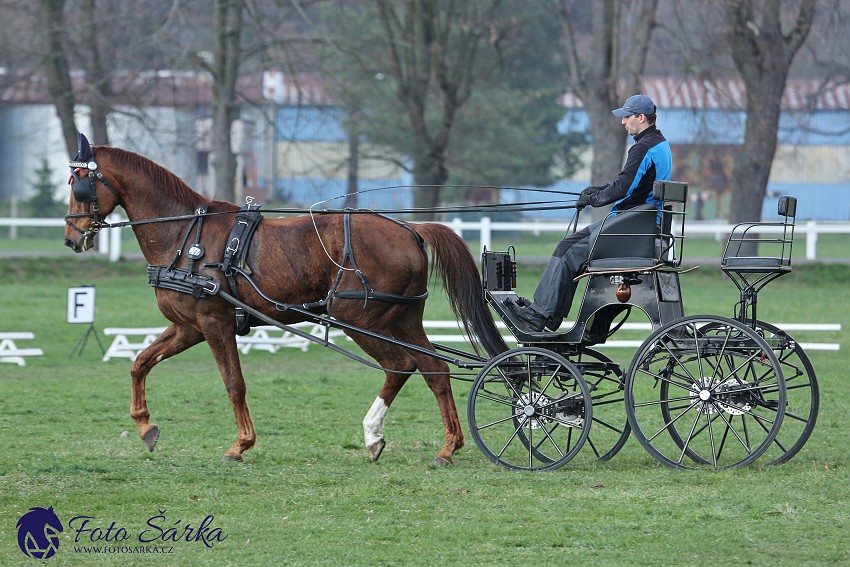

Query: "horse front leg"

xmin=204 ymin=330 xmax=256 ymax=461
xmin=130 ymin=323 xmax=204 ymax=452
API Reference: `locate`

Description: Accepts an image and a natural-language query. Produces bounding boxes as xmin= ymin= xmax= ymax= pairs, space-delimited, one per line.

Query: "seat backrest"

xmin=586 ymin=181 xmax=688 ymax=270
xmin=587 ymin=204 xmax=658 ymax=263
xmin=654 ymin=180 xmax=688 ymax=266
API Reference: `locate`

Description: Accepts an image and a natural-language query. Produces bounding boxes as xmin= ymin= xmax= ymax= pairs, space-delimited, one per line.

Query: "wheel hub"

xmin=716 ymin=379 xmax=752 ymax=415
xmin=689 ymin=377 xmax=752 ymax=415
xmin=517 ymin=393 xmax=547 ymax=429
xmin=516 ymin=393 xmax=583 ymax=429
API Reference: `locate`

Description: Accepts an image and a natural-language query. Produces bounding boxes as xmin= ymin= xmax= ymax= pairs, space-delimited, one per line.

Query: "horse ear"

xmin=75 ymin=132 xmax=93 ymax=162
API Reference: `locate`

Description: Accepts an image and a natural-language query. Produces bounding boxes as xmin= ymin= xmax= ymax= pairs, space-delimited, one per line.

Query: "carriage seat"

xmin=584 ymin=181 xmax=687 ymax=275
xmin=721 ymin=256 xmax=790 ymax=271
xmin=721 ymin=196 xmax=796 ymax=274
xmin=584 ymin=203 xmax=662 ymax=273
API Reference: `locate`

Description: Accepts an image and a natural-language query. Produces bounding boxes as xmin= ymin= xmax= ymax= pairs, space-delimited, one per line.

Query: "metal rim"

xmin=467 ymin=347 xmax=592 ymax=471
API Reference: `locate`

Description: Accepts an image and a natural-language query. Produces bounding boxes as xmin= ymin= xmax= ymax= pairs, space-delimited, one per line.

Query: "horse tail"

xmin=415 ymin=223 xmax=508 ymax=358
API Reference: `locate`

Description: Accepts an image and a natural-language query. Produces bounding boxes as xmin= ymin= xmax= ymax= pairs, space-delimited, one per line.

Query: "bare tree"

xmin=38 ymin=0 xmax=78 ymax=158
xmin=375 ymin=0 xmax=503 ymax=220
xmin=207 ymin=0 xmax=244 ymax=203
xmin=724 ymin=0 xmax=817 ymax=223
xmin=553 ymin=0 xmax=659 ymax=194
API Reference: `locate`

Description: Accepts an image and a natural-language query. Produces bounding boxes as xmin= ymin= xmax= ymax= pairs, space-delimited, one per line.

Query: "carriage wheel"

xmin=569 ymin=348 xmax=629 ymax=461
xmin=467 ymin=347 xmax=592 ymax=471
xmin=625 ymin=315 xmax=786 ymax=470
xmin=750 ymin=321 xmax=818 ymax=464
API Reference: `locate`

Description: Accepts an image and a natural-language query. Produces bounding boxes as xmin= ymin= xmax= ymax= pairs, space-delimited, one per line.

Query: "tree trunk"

xmin=344 ymin=131 xmax=360 ymax=209
xmin=413 ymin=148 xmax=449 ymax=218
xmin=39 ymin=0 xmax=77 ymax=158
xmin=211 ymin=0 xmax=243 ymax=203
xmin=728 ymin=84 xmax=782 ymax=224
xmin=81 ymin=0 xmax=110 ymax=146
xmin=726 ymin=0 xmax=816 ymax=224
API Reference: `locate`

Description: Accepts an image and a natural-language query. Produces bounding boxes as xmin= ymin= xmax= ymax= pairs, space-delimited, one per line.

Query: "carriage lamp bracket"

xmin=610 ymin=274 xmax=641 ymax=303
xmin=482 ymin=246 xmax=516 ymax=291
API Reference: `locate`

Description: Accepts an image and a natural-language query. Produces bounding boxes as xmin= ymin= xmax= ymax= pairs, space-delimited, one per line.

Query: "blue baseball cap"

xmin=612 ymin=94 xmax=657 ymax=117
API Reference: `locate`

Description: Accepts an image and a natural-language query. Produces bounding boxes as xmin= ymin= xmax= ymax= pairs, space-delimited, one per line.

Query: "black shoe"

xmin=503 ymin=299 xmax=548 ymax=332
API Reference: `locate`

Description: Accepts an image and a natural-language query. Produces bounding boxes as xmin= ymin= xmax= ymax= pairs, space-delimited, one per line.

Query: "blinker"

xmin=70 ymin=171 xmax=96 ymax=203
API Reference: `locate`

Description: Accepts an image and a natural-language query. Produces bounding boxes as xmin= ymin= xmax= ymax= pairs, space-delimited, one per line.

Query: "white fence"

xmin=2 ymin=215 xmax=849 ymax=263
xmin=96 ymin=320 xmax=842 ymax=362
xmin=447 ymin=217 xmax=850 ymax=260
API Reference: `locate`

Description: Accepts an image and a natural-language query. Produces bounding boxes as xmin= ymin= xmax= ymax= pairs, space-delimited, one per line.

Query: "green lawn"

xmin=0 ymin=256 xmax=848 ymax=566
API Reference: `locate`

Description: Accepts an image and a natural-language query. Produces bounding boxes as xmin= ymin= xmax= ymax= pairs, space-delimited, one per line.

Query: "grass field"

xmin=0 ymin=255 xmax=848 ymax=566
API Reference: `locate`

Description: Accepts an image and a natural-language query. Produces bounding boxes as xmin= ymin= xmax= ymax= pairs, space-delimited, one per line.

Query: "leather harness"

xmin=147 ymin=204 xmax=429 ymax=333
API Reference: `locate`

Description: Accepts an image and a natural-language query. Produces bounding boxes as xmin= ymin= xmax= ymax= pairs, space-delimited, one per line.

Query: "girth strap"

xmin=147 ymin=265 xmax=219 ymax=298
xmin=220 ymin=201 xmax=263 ymax=275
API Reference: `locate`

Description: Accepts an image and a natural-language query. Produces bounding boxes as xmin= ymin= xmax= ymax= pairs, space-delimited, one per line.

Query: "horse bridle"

xmin=65 ymin=156 xmax=123 ymax=245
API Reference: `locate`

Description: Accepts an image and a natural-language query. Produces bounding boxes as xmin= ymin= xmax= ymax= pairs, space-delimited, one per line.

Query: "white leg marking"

xmin=363 ymin=397 xmax=389 ymax=447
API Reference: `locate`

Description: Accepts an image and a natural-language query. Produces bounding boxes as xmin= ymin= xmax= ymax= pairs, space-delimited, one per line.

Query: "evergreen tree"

xmin=28 ymin=157 xmax=65 ymax=217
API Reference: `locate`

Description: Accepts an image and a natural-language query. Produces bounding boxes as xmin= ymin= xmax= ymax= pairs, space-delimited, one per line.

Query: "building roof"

xmin=0 ymin=69 xmax=332 ymax=107
xmin=560 ymin=76 xmax=850 ymax=111
xmin=2 ymin=69 xmax=847 ymax=111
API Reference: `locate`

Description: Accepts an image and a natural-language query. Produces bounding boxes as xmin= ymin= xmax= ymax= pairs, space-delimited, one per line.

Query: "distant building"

xmin=1 ymin=71 xmax=847 ymax=220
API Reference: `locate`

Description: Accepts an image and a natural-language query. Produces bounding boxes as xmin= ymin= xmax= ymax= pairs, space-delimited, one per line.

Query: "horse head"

xmin=64 ymin=132 xmax=123 ymax=252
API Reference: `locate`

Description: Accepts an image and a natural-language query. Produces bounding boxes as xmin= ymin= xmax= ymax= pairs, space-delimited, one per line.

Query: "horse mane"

xmin=94 ymin=145 xmax=211 ymax=208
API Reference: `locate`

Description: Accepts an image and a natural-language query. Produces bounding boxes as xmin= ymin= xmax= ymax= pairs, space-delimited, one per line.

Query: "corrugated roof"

xmin=2 ymin=69 xmax=847 ymax=111
xmin=560 ymin=76 xmax=850 ymax=111
xmin=0 ymin=70 xmax=332 ymax=107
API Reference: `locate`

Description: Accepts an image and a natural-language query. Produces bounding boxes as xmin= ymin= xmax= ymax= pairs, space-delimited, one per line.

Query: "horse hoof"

xmin=367 ymin=439 xmax=386 ymax=462
xmin=431 ymin=456 xmax=453 ymax=466
xmin=143 ymin=427 xmax=160 ymax=452
xmin=222 ymin=454 xmax=244 ymax=462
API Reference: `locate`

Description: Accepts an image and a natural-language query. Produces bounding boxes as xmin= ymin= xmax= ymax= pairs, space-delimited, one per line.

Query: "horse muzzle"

xmin=64 ymin=228 xmax=97 ymax=253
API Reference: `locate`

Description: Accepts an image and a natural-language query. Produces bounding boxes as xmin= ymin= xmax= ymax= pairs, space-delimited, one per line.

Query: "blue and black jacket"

xmin=589 ymin=125 xmax=672 ymax=215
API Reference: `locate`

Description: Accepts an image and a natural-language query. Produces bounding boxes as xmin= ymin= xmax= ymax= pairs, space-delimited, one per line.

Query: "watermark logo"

xmin=14 ymin=506 xmax=228 ymax=559
xmin=16 ymin=506 xmax=63 ymax=560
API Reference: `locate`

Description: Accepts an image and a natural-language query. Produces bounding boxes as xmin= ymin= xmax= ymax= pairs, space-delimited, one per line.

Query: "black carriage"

xmin=470 ymin=181 xmax=818 ymax=471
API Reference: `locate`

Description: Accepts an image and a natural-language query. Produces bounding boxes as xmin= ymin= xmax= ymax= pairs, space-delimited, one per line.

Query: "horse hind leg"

xmin=363 ymin=396 xmax=391 ymax=462
xmin=415 ymin=353 xmax=463 ymax=466
xmin=130 ymin=323 xmax=204 ymax=452
xmin=346 ymin=333 xmax=414 ymax=462
xmin=393 ymin=320 xmax=464 ymax=465
xmin=352 ymin=329 xmax=463 ymax=466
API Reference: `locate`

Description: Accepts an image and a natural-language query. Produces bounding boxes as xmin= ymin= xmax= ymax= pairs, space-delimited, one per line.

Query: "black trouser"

xmin=528 ymin=219 xmax=603 ymax=329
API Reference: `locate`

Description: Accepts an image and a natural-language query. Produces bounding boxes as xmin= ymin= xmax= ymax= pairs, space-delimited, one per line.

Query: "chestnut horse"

xmin=64 ymin=135 xmax=507 ymax=465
